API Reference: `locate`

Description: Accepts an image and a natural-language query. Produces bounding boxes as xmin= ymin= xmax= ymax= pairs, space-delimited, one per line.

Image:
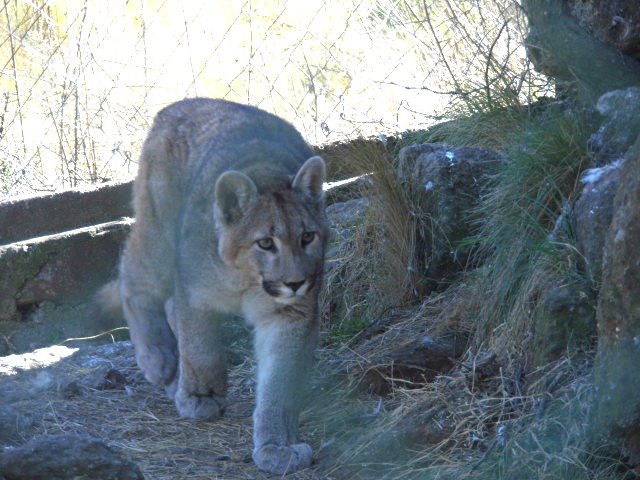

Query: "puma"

xmin=114 ymin=98 xmax=327 ymax=474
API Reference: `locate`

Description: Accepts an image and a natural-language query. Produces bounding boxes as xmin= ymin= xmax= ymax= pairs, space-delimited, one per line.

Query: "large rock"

xmin=397 ymin=143 xmax=499 ymax=287
xmin=592 ymin=134 xmax=640 ymax=462
xmin=568 ymin=0 xmax=640 ymax=60
xmin=325 ymin=198 xmax=368 ymax=238
xmin=589 ymin=87 xmax=640 ymax=162
xmin=524 ymin=0 xmax=640 ymax=100
xmin=573 ymin=161 xmax=621 ymax=282
xmin=573 ymin=87 xmax=640 ymax=284
xmin=0 ymin=434 xmax=144 ymax=480
xmin=532 ymin=282 xmax=596 ymax=367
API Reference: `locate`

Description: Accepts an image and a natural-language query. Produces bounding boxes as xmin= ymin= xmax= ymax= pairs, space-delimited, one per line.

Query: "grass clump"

xmin=319 ymin=100 xmax=609 ymax=478
xmin=466 ymin=105 xmax=592 ymax=363
xmin=322 ymin=139 xmax=426 ymax=335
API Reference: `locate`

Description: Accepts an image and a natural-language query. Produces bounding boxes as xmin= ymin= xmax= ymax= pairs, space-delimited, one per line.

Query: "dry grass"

xmin=313 ymin=100 xmax=616 ymax=478
xmin=23 ymin=336 xmax=611 ymax=480
xmin=1 ymin=326 xmax=620 ymax=480
xmin=321 ymin=138 xmax=430 ymax=339
xmin=313 ymin=292 xmax=607 ymax=480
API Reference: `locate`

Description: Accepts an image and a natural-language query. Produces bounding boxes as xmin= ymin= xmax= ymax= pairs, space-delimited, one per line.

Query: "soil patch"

xmin=0 ymin=339 xmax=337 ymax=479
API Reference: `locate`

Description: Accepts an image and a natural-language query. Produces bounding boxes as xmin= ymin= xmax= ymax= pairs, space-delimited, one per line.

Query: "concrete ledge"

xmin=0 ymin=138 xmax=375 ymax=328
xmin=0 ymin=181 xmax=133 ymax=244
xmin=0 ymin=219 xmax=132 ymax=322
xmin=0 ymin=140 xmax=382 ymax=245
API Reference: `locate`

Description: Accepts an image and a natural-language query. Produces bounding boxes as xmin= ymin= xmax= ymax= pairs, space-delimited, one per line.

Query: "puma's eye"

xmin=257 ymin=238 xmax=275 ymax=251
xmin=301 ymin=231 xmax=315 ymax=246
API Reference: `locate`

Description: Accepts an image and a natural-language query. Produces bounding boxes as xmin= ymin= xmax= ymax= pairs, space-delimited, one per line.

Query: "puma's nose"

xmin=284 ymin=280 xmax=305 ymax=293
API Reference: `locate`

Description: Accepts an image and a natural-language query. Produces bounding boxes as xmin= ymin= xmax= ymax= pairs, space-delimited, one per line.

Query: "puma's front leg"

xmin=168 ymin=295 xmax=227 ymax=420
xmin=250 ymin=315 xmax=318 ymax=475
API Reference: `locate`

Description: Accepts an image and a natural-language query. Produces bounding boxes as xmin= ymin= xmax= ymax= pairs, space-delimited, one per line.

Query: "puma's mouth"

xmin=262 ymin=280 xmax=283 ymax=298
xmin=262 ymin=278 xmax=314 ymax=303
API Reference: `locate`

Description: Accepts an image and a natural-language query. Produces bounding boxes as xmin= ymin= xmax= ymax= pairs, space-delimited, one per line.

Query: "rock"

xmin=397 ymin=143 xmax=499 ymax=288
xmin=589 ymin=87 xmax=640 ymax=162
xmin=574 ymin=87 xmax=640 ymax=284
xmin=326 ymin=197 xmax=368 ymax=227
xmin=532 ymin=282 xmax=596 ymax=367
xmin=324 ymin=198 xmax=369 ymax=275
xmin=524 ymin=0 xmax=640 ymax=100
xmin=573 ymin=160 xmax=622 ymax=282
xmin=82 ymin=366 xmax=127 ymax=390
xmin=592 ymin=133 xmax=640 ymax=459
xmin=326 ymin=198 xmax=368 ymax=236
xmin=0 ymin=181 xmax=132 ymax=245
xmin=568 ymin=0 xmax=640 ymax=60
xmin=0 ymin=434 xmax=144 ymax=480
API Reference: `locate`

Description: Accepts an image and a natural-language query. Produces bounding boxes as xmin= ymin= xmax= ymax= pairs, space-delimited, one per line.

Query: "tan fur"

xmin=115 ymin=98 xmax=327 ymax=475
xmin=95 ymin=280 xmax=122 ymax=323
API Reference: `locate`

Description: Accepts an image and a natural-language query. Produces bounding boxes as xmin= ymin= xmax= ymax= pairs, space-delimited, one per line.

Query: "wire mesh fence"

xmin=0 ymin=0 xmax=550 ymax=196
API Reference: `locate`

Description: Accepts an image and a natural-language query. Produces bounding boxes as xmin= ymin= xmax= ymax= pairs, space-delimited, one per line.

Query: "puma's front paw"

xmin=252 ymin=442 xmax=313 ymax=475
xmin=174 ymin=388 xmax=226 ymax=420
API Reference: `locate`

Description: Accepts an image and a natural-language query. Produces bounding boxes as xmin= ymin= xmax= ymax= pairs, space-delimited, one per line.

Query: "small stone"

xmin=0 ymin=433 xmax=144 ymax=480
xmin=80 ymin=366 xmax=127 ymax=390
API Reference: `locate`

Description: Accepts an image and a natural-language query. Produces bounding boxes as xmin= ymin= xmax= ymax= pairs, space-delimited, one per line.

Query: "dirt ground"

xmin=0 ymin=335 xmax=360 ymax=479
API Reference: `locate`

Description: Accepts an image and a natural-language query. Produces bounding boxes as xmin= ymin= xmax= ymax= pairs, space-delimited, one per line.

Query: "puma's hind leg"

xmin=120 ymin=118 xmax=182 ymax=387
xmin=120 ymin=200 xmax=179 ymax=384
xmin=120 ymin=280 xmax=178 ymax=387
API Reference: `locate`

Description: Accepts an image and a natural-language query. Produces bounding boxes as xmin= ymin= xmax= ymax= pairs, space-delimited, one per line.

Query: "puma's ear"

xmin=214 ymin=171 xmax=258 ymax=224
xmin=292 ymin=156 xmax=325 ymax=202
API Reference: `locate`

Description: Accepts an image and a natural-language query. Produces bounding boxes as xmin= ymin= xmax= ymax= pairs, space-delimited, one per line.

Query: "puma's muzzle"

xmin=262 ymin=278 xmax=314 ymax=303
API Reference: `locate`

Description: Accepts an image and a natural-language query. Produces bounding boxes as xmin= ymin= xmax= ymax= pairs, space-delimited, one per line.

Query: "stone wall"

xmin=0 ymin=182 xmax=133 ymax=323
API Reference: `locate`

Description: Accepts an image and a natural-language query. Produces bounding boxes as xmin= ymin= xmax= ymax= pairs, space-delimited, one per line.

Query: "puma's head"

xmin=214 ymin=156 xmax=327 ymax=304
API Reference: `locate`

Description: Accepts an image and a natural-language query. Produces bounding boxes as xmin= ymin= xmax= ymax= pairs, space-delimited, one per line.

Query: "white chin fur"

xmin=274 ymin=295 xmax=299 ymax=305
xmin=272 ymin=283 xmax=308 ymax=305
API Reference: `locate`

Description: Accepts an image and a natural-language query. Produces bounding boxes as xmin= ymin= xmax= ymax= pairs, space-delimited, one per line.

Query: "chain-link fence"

xmin=0 ymin=0 xmax=549 ymax=196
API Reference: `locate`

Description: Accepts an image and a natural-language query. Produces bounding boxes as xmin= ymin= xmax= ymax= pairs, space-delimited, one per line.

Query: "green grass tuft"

xmin=465 ymin=105 xmax=592 ymax=362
